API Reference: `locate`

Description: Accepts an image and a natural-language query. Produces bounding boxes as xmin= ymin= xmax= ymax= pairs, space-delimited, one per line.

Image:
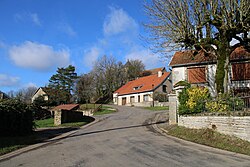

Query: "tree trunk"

xmin=215 ymin=37 xmax=230 ymax=94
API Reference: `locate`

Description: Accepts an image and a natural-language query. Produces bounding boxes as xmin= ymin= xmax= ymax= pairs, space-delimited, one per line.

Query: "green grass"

xmin=165 ymin=125 xmax=250 ymax=156
xmin=35 ymin=118 xmax=54 ymax=128
xmin=35 ymin=117 xmax=93 ymax=128
xmin=80 ymin=103 xmax=101 ymax=110
xmin=0 ymin=134 xmax=39 ymax=156
xmin=60 ymin=121 xmax=87 ymax=127
xmin=144 ymin=106 xmax=169 ymax=111
xmin=94 ymin=105 xmax=116 ymax=115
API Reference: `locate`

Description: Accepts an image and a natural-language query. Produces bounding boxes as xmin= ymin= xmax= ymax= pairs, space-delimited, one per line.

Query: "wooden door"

xmin=122 ymin=97 xmax=126 ymax=105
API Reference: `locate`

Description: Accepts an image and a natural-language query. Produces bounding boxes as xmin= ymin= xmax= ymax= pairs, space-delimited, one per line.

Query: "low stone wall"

xmin=126 ymin=101 xmax=169 ymax=107
xmin=178 ymin=116 xmax=250 ymax=142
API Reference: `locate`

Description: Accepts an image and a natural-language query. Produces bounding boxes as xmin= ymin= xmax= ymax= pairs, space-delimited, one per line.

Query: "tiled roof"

xmin=114 ymin=72 xmax=170 ymax=95
xmin=230 ymin=46 xmax=250 ymax=61
xmin=146 ymin=67 xmax=166 ymax=74
xmin=169 ymin=46 xmax=250 ymax=67
xmin=169 ymin=50 xmax=216 ymax=67
xmin=53 ymin=104 xmax=79 ymax=111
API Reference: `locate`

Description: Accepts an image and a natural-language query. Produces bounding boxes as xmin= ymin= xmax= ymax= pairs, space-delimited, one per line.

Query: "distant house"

xmin=169 ymin=46 xmax=250 ymax=96
xmin=31 ymin=87 xmax=49 ymax=103
xmin=0 ymin=91 xmax=9 ymax=100
xmin=113 ymin=70 xmax=171 ymax=106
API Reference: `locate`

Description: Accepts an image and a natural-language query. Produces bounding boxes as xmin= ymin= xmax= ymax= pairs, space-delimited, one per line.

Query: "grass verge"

xmin=1 ymin=116 xmax=94 ymax=156
xmin=35 ymin=116 xmax=94 ymax=128
xmin=35 ymin=118 xmax=54 ymax=128
xmin=94 ymin=105 xmax=116 ymax=115
xmin=144 ymin=106 xmax=169 ymax=111
xmin=164 ymin=125 xmax=250 ymax=156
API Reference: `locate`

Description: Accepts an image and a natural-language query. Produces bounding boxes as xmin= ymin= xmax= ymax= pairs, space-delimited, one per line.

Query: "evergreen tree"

xmin=48 ymin=65 xmax=78 ymax=104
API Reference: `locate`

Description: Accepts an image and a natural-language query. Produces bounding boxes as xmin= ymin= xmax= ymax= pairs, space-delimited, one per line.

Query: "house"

xmin=113 ymin=70 xmax=171 ymax=106
xmin=0 ymin=91 xmax=9 ymax=100
xmin=169 ymin=46 xmax=250 ymax=96
xmin=31 ymin=87 xmax=49 ymax=103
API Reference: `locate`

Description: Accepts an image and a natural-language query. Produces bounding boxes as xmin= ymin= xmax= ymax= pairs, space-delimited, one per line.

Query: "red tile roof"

xmin=169 ymin=46 xmax=250 ymax=67
xmin=53 ymin=104 xmax=79 ymax=111
xmin=114 ymin=72 xmax=170 ymax=95
xmin=146 ymin=67 xmax=166 ymax=74
xmin=169 ymin=50 xmax=216 ymax=67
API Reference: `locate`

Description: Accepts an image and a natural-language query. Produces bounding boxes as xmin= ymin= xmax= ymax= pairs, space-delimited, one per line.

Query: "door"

xmin=122 ymin=97 xmax=126 ymax=105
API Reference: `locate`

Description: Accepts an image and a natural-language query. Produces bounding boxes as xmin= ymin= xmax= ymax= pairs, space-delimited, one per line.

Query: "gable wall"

xmin=31 ymin=88 xmax=48 ymax=103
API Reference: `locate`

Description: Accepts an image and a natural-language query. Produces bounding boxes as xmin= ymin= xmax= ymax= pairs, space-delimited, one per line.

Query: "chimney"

xmin=158 ymin=71 xmax=162 ymax=77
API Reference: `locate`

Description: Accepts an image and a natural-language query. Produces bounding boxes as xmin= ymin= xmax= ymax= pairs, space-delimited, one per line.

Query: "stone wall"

xmin=126 ymin=101 xmax=169 ymax=107
xmin=179 ymin=116 xmax=250 ymax=142
xmin=54 ymin=110 xmax=62 ymax=126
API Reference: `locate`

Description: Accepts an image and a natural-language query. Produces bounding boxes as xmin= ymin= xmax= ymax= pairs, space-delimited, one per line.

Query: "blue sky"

xmin=0 ymin=0 xmax=167 ymax=93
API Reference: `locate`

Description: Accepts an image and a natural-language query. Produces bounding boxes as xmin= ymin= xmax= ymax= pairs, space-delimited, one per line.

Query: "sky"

xmin=0 ymin=0 xmax=168 ymax=93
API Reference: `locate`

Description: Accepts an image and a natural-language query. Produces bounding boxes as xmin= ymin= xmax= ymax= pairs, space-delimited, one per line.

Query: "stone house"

xmin=169 ymin=46 xmax=250 ymax=96
xmin=113 ymin=70 xmax=171 ymax=106
xmin=0 ymin=91 xmax=9 ymax=100
xmin=31 ymin=87 xmax=49 ymax=103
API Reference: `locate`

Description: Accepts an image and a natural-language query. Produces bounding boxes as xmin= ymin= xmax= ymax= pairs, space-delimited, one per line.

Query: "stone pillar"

xmin=168 ymin=86 xmax=185 ymax=125
xmin=169 ymin=94 xmax=178 ymax=125
xmin=54 ymin=109 xmax=62 ymax=126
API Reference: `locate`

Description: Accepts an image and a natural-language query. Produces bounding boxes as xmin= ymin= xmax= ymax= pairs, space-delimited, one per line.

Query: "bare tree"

xmin=75 ymin=73 xmax=94 ymax=103
xmin=91 ymin=55 xmax=121 ymax=101
xmin=15 ymin=86 xmax=37 ymax=104
xmin=145 ymin=0 xmax=250 ymax=93
xmin=124 ymin=59 xmax=145 ymax=81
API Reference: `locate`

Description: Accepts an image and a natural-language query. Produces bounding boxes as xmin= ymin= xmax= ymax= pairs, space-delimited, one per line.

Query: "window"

xmin=232 ymin=63 xmax=250 ymax=81
xmin=134 ymin=85 xmax=143 ymax=90
xmin=143 ymin=95 xmax=149 ymax=102
xmin=162 ymin=85 xmax=167 ymax=92
xmin=138 ymin=95 xmax=140 ymax=102
xmin=188 ymin=67 xmax=206 ymax=83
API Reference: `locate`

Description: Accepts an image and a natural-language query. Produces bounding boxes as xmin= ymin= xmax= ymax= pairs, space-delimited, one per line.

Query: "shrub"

xmin=178 ymin=86 xmax=210 ymax=115
xmin=154 ymin=92 xmax=168 ymax=102
xmin=32 ymin=105 xmax=52 ymax=120
xmin=205 ymin=93 xmax=245 ymax=112
xmin=174 ymin=80 xmax=190 ymax=88
xmin=0 ymin=99 xmax=34 ymax=136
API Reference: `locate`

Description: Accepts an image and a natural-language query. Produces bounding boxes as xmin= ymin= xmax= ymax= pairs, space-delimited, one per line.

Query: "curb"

xmin=151 ymin=113 xmax=250 ymax=159
xmin=0 ymin=117 xmax=100 ymax=162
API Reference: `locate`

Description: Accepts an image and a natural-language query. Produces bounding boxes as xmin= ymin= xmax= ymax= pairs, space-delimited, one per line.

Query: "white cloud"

xmin=24 ymin=82 xmax=37 ymax=88
xmin=58 ymin=23 xmax=77 ymax=37
xmin=125 ymin=49 xmax=162 ymax=69
xmin=14 ymin=12 xmax=41 ymax=26
xmin=30 ymin=13 xmax=41 ymax=26
xmin=9 ymin=41 xmax=70 ymax=71
xmin=83 ymin=47 xmax=101 ymax=67
xmin=103 ymin=7 xmax=138 ymax=36
xmin=0 ymin=74 xmax=20 ymax=87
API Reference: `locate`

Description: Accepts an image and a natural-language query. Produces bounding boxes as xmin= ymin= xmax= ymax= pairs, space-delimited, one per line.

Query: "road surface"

xmin=1 ymin=105 xmax=250 ymax=167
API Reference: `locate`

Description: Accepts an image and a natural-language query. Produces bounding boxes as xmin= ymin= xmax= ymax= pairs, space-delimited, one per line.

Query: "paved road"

xmin=1 ymin=106 xmax=250 ymax=167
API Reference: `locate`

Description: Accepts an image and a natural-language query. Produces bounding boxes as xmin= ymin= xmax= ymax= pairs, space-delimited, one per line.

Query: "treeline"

xmin=5 ymin=55 xmax=146 ymax=105
xmin=75 ymin=55 xmax=145 ymax=103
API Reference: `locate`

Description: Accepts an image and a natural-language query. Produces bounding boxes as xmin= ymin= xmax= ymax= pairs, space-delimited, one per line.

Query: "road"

xmin=1 ymin=105 xmax=250 ymax=167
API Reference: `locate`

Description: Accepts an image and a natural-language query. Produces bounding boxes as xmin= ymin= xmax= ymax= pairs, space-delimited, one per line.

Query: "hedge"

xmin=0 ymin=99 xmax=34 ymax=136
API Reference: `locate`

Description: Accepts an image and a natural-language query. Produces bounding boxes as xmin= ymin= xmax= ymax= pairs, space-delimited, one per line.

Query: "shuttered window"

xmin=232 ymin=63 xmax=250 ymax=81
xmin=188 ymin=67 xmax=206 ymax=83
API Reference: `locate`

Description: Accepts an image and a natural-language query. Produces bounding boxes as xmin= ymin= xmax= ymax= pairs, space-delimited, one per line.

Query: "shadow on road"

xmin=35 ymin=127 xmax=79 ymax=141
xmin=47 ymin=120 xmax=167 ymax=143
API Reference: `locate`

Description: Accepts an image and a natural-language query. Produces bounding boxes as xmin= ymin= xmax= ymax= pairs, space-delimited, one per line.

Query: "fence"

xmin=233 ymin=88 xmax=250 ymax=110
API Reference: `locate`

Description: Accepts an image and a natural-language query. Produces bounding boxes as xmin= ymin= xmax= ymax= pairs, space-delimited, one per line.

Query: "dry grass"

xmin=165 ymin=125 xmax=250 ymax=156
